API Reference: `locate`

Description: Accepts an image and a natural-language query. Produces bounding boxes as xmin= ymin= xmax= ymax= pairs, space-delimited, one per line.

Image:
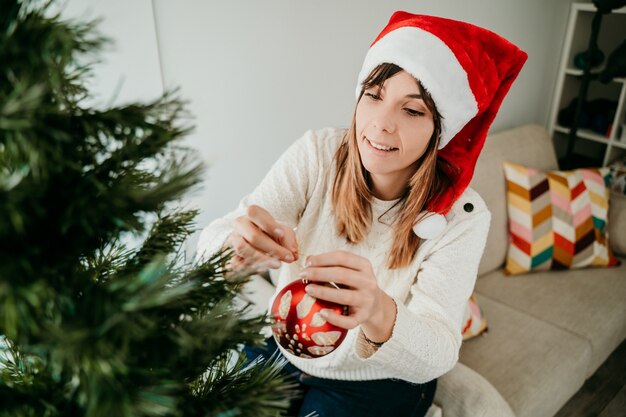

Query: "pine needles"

xmin=0 ymin=1 xmax=295 ymax=416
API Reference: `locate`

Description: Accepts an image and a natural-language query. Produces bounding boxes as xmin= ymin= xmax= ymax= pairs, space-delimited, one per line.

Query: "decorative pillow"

xmin=503 ymin=161 xmax=620 ymax=275
xmin=462 ymin=294 xmax=488 ymax=341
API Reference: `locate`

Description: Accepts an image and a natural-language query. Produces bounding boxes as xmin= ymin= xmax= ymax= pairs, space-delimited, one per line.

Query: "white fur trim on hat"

xmin=412 ymin=212 xmax=447 ymax=239
xmin=356 ymin=26 xmax=478 ymax=149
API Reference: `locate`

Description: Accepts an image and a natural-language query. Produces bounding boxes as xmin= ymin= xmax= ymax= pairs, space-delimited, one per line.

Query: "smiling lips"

xmin=365 ymin=137 xmax=398 ymax=152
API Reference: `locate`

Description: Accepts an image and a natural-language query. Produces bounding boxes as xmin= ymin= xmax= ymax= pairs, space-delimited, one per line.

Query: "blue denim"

xmin=243 ymin=337 xmax=436 ymax=417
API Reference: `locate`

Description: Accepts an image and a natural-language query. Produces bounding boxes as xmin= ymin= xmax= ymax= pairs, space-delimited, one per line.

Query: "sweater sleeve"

xmin=195 ymin=130 xmax=322 ymax=263
xmin=355 ymin=195 xmax=491 ymax=383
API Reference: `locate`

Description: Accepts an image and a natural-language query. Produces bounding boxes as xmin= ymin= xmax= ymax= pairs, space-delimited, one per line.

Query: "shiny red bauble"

xmin=270 ymin=279 xmax=348 ymax=358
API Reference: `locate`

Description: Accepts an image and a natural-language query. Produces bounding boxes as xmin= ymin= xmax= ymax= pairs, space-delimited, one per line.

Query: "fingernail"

xmin=298 ymin=270 xmax=308 ymax=279
xmin=304 ymin=285 xmax=314 ymax=294
xmin=305 ymin=256 xmax=313 ymax=267
xmin=319 ymin=309 xmax=328 ymax=317
xmin=274 ymin=228 xmax=284 ymax=237
xmin=284 ymin=254 xmax=294 ymax=262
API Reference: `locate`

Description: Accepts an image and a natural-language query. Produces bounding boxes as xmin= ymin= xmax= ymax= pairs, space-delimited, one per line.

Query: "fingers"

xmin=305 ymin=250 xmax=368 ymax=271
xmin=227 ymin=232 xmax=282 ymax=272
xmin=318 ymin=309 xmax=358 ymax=330
xmin=228 ymin=251 xmax=281 ymax=274
xmin=226 ymin=204 xmax=300 ymax=274
xmin=228 ymin=231 xmax=257 ymax=259
xmin=233 ymin=217 xmax=292 ymax=262
xmin=299 ymin=250 xmax=379 ymax=327
xmin=299 ymin=266 xmax=368 ymax=290
xmin=276 ymin=226 xmax=299 ymax=259
xmin=305 ymin=284 xmax=363 ymax=306
xmin=247 ymin=205 xmax=298 ymax=257
xmin=299 ymin=252 xmax=376 ymax=292
xmin=304 ymin=283 xmax=378 ymax=329
xmin=230 ymin=208 xmax=296 ymax=263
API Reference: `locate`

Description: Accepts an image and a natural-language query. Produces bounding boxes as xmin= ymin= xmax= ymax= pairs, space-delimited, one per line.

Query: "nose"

xmin=371 ymin=102 xmax=396 ymax=134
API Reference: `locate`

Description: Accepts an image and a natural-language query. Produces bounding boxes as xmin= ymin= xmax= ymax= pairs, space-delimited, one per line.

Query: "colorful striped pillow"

xmin=503 ymin=162 xmax=620 ymax=275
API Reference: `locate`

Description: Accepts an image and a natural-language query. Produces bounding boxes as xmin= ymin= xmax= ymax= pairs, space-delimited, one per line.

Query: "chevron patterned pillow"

xmin=503 ymin=161 xmax=620 ymax=275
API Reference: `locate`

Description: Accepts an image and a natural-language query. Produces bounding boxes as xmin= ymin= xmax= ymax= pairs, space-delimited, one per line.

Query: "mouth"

xmin=365 ymin=137 xmax=398 ymax=152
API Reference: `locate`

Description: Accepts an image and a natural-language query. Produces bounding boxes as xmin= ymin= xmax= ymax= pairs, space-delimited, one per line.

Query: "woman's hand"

xmin=227 ymin=205 xmax=299 ymax=273
xmin=299 ymin=251 xmax=397 ymax=344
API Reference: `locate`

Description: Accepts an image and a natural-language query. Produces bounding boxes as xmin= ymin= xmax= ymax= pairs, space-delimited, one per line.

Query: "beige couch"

xmin=234 ymin=124 xmax=626 ymax=417
xmin=434 ymin=124 xmax=626 ymax=417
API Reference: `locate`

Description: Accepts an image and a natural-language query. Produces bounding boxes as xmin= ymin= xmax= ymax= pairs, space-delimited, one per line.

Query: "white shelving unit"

xmin=548 ymin=2 xmax=626 ymax=167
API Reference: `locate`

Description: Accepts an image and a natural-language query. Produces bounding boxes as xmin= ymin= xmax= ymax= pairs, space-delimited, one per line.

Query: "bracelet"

xmin=363 ymin=333 xmax=386 ymax=348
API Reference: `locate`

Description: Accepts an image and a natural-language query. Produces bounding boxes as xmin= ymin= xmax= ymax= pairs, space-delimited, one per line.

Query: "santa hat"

xmin=356 ymin=11 xmax=527 ymax=239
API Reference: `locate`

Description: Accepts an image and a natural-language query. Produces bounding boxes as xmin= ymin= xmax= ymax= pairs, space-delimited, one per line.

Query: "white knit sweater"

xmin=196 ymin=128 xmax=490 ymax=384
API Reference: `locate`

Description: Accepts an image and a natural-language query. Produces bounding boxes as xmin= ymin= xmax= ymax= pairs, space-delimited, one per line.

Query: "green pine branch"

xmin=0 ymin=1 xmax=296 ymax=416
xmin=185 ymin=352 xmax=299 ymax=417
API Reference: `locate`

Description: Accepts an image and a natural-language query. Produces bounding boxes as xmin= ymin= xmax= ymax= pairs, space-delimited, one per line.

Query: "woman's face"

xmin=355 ymin=70 xmax=435 ymax=199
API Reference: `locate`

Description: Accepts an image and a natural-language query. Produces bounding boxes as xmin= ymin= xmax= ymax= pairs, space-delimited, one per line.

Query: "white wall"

xmin=57 ymin=0 xmax=163 ymax=108
xmin=62 ymin=0 xmax=584 ymax=253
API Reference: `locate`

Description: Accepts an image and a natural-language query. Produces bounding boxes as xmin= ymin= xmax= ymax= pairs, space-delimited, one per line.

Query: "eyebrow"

xmin=372 ymin=85 xmax=423 ymax=100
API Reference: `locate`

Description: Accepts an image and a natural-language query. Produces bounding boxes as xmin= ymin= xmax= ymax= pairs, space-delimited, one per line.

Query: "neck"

xmin=369 ymin=173 xmax=409 ymax=200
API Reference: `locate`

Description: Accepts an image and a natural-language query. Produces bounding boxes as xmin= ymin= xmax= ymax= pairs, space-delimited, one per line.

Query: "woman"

xmin=196 ymin=11 xmax=527 ymax=417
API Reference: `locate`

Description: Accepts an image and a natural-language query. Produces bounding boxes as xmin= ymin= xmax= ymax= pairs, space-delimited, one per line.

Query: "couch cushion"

xmin=474 ymin=258 xmax=626 ymax=377
xmin=435 ymin=361 xmax=515 ymax=417
xmin=502 ymin=162 xmax=619 ymax=275
xmin=459 ymin=294 xmax=591 ymax=417
xmin=471 ymin=125 xmax=559 ymax=276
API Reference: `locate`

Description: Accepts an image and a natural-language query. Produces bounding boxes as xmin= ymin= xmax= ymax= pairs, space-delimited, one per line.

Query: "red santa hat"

xmin=356 ymin=11 xmax=528 ymax=239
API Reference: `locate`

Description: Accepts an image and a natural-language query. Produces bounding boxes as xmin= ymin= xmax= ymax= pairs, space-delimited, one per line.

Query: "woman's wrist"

xmin=363 ymin=332 xmax=386 ymax=348
xmin=361 ymin=292 xmax=397 ymax=345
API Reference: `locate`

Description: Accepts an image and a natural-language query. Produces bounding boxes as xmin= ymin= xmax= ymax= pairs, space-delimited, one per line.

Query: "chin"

xmin=361 ymin=160 xmax=391 ymax=176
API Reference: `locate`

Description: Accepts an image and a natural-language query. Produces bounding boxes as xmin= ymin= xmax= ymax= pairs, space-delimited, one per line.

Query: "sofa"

xmin=433 ymin=124 xmax=626 ymax=417
xmin=234 ymin=124 xmax=626 ymax=417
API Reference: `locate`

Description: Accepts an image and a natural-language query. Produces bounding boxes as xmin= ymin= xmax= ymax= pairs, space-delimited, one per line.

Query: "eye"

xmin=404 ymin=108 xmax=425 ymax=117
xmin=364 ymin=92 xmax=381 ymax=100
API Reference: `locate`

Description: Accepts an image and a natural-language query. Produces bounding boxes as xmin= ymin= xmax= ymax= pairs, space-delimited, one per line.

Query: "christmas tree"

xmin=0 ymin=1 xmax=295 ymax=416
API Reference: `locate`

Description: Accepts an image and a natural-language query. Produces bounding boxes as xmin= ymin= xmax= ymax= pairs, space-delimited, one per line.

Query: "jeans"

xmin=243 ymin=337 xmax=437 ymax=417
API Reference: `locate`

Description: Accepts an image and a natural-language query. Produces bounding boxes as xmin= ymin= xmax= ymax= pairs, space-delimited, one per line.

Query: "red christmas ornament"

xmin=270 ymin=279 xmax=348 ymax=358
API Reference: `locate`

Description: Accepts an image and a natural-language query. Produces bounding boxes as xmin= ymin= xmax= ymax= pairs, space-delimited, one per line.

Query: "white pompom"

xmin=412 ymin=212 xmax=447 ymax=239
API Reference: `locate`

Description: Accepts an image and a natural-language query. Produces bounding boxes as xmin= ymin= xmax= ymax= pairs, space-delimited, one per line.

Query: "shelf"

xmin=612 ymin=140 xmax=626 ymax=150
xmin=549 ymin=3 xmax=626 ymax=168
xmin=565 ymin=68 xmax=626 ymax=84
xmin=575 ymin=3 xmax=626 ymax=14
xmin=554 ymin=125 xmax=610 ymax=144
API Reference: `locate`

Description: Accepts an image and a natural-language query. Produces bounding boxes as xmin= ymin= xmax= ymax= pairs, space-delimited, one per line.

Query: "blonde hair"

xmin=331 ymin=63 xmax=458 ymax=269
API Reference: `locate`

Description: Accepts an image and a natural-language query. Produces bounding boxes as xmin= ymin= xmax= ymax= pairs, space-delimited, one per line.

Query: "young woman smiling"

xmin=196 ymin=11 xmax=527 ymax=417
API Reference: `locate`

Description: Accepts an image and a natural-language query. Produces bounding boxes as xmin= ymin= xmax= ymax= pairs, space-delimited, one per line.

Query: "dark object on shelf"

xmin=558 ymin=98 xmax=617 ymax=136
xmin=563 ymin=2 xmax=624 ymax=165
xmin=599 ymin=39 xmax=626 ymax=83
xmin=559 ymin=153 xmax=603 ymax=170
xmin=592 ymin=0 xmax=626 ymax=13
xmin=574 ymin=48 xmax=605 ymax=70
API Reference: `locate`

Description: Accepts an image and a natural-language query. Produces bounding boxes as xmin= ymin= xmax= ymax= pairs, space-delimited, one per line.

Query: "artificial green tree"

xmin=0 ymin=1 xmax=294 ymax=416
